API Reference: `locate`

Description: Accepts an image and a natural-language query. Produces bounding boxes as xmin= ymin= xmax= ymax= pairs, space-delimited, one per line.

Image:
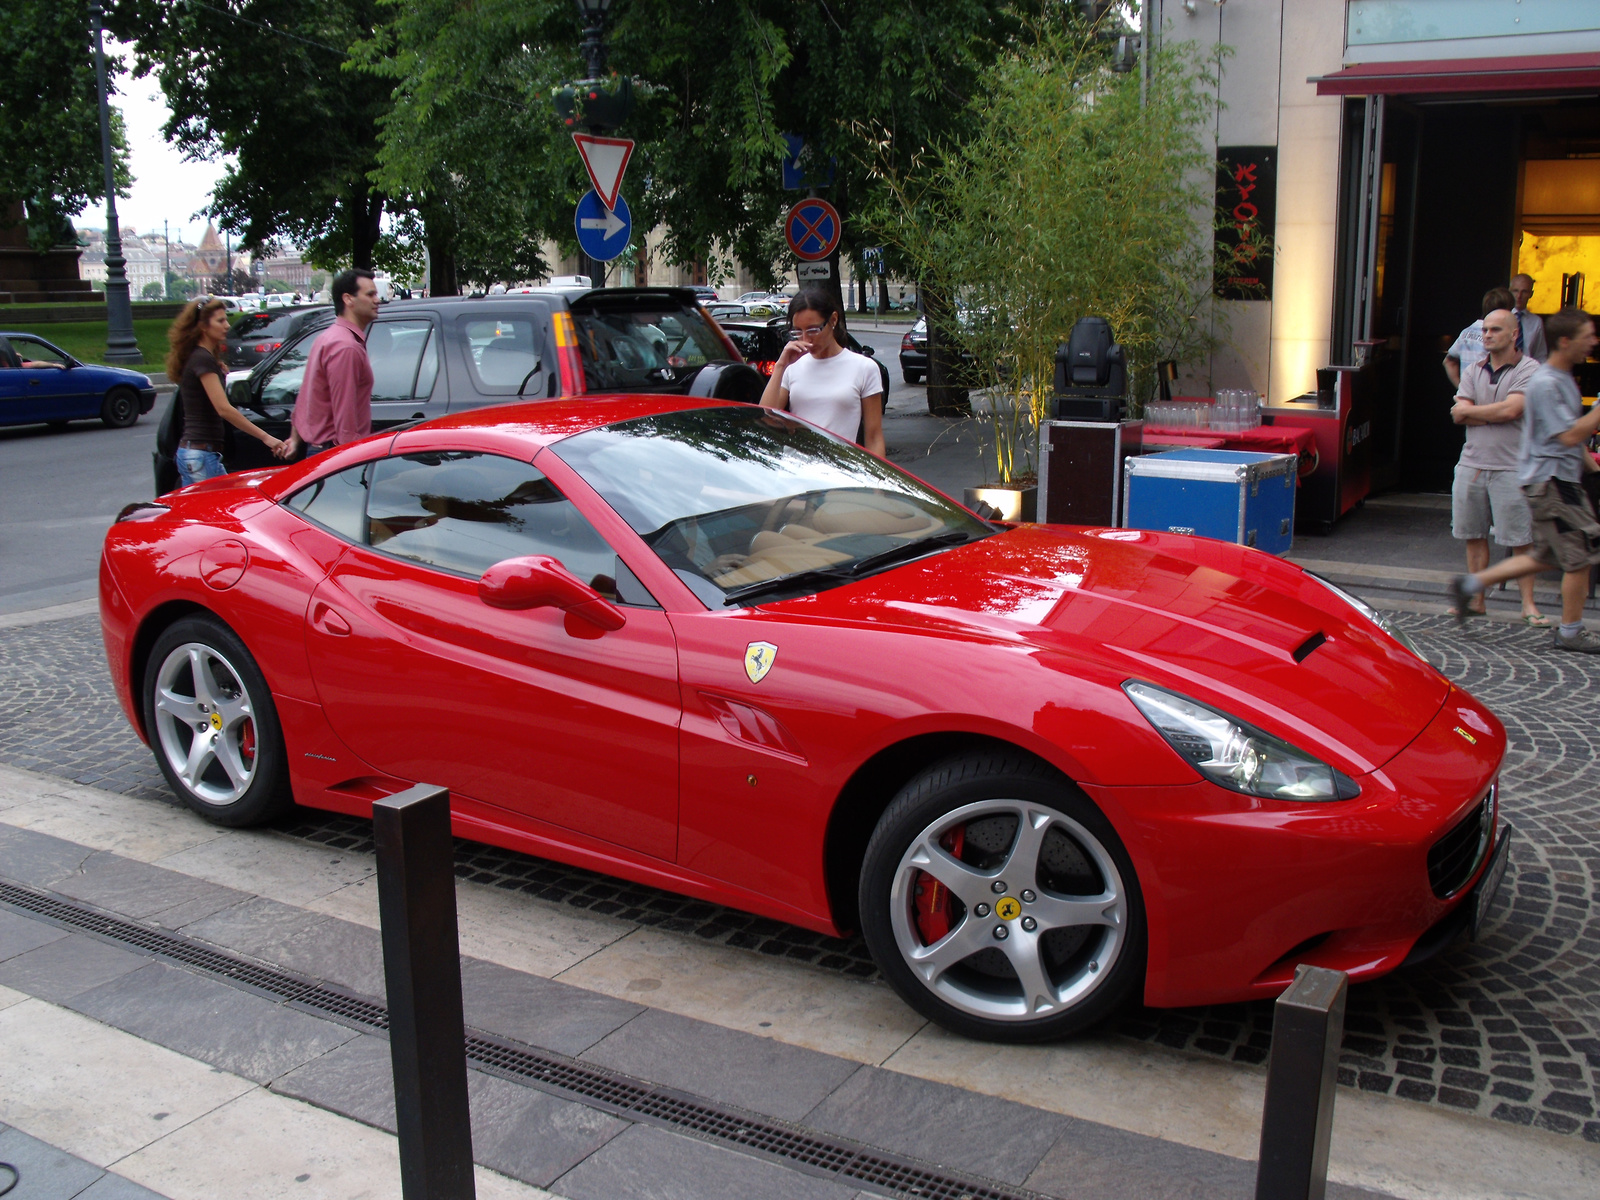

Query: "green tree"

xmin=359 ymin=0 xmax=1010 ymax=295
xmin=0 ymin=0 xmax=132 ymax=249
xmin=140 ymin=280 xmax=164 ymax=299
xmin=165 ymin=270 xmax=196 ymax=299
xmin=110 ymin=0 xmax=393 ymax=269
xmin=874 ymin=22 xmax=1226 ymax=484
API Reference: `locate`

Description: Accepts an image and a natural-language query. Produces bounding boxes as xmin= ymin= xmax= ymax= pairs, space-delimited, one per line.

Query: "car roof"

xmin=376 ymin=286 xmax=705 ymax=313
xmin=257 ymin=394 xmax=738 ymax=501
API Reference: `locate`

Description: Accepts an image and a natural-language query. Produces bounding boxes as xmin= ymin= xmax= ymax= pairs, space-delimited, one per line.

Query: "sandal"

xmin=1522 ymin=612 xmax=1556 ymax=628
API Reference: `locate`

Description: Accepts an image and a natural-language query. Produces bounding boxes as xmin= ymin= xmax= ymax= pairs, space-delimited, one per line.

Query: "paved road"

xmin=0 ymin=327 xmax=931 ymax=617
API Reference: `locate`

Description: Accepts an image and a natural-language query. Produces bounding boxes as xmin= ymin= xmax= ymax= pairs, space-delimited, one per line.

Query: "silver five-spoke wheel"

xmin=890 ymin=799 xmax=1127 ymax=1021
xmin=153 ymin=641 xmax=258 ymax=805
xmin=142 ymin=615 xmax=291 ymax=827
xmin=860 ymin=754 xmax=1144 ymax=1040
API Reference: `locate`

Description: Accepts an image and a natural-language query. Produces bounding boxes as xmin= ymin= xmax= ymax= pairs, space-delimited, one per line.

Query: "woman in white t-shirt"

xmin=758 ymin=289 xmax=885 ymax=455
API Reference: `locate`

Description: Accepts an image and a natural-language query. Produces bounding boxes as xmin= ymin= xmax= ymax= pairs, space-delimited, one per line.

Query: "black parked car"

xmin=225 ymin=305 xmax=331 ymax=370
xmin=154 ymin=288 xmax=765 ymax=494
xmin=717 ymin=318 xmax=891 ymax=404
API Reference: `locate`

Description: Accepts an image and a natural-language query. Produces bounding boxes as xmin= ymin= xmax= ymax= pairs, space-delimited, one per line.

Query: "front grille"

xmin=1427 ymin=787 xmax=1493 ymax=898
xmin=0 ymin=877 xmax=1044 ymax=1200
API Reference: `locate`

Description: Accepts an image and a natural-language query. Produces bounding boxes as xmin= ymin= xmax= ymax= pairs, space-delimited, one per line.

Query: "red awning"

xmin=1313 ymin=52 xmax=1600 ymax=97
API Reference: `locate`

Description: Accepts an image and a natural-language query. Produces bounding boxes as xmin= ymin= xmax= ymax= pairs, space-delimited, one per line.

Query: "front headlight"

xmin=1304 ymin=572 xmax=1428 ymax=663
xmin=1123 ymin=681 xmax=1360 ymax=801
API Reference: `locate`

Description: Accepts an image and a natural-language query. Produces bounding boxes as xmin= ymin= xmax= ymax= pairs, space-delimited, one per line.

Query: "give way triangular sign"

xmin=572 ymin=134 xmax=634 ymax=211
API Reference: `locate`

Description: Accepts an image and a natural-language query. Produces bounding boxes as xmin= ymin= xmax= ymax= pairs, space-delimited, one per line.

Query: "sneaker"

xmin=1448 ymin=576 xmax=1475 ymax=626
xmin=1553 ymin=626 xmax=1600 ymax=654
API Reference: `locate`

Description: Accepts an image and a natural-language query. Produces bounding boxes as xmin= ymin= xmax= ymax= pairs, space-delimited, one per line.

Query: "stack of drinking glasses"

xmin=1212 ymin=389 xmax=1261 ymax=433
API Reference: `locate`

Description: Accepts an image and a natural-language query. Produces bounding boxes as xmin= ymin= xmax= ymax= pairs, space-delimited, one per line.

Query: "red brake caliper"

xmin=239 ymin=719 xmax=256 ymax=766
xmin=913 ymin=825 xmax=966 ymax=944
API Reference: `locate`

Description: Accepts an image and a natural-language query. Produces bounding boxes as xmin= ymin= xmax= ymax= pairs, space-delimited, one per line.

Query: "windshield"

xmin=569 ymin=302 xmax=731 ymax=392
xmin=552 ymin=405 xmax=992 ymax=605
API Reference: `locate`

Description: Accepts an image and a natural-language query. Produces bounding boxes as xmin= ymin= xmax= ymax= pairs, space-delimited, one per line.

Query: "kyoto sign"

xmin=572 ymin=134 xmax=634 ymax=211
xmin=785 ymin=198 xmax=841 ymax=262
xmin=575 ymin=190 xmax=632 ymax=262
xmin=1214 ymin=145 xmax=1277 ymax=301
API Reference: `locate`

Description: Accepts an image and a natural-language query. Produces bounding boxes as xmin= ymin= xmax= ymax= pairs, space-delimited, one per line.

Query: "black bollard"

xmin=375 ymin=784 xmax=476 ymax=1200
xmin=1255 ymin=965 xmax=1347 ymax=1200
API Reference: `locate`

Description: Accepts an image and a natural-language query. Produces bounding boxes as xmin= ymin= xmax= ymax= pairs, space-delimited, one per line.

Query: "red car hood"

xmin=783 ymin=525 xmax=1451 ymax=777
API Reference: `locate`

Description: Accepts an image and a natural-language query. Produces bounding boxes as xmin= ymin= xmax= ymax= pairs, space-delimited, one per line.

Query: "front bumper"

xmin=138 ymin=386 xmax=158 ymax=414
xmin=1085 ymin=686 xmax=1508 ymax=1008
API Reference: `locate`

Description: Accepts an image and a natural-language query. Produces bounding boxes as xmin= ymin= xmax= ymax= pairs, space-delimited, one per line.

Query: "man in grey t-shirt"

xmin=1452 ymin=310 xmax=1600 ymax=651
xmin=1449 ymin=309 xmax=1545 ymax=623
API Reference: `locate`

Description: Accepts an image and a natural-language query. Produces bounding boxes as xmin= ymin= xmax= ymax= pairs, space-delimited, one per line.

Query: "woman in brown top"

xmin=165 ymin=299 xmax=286 ymax=486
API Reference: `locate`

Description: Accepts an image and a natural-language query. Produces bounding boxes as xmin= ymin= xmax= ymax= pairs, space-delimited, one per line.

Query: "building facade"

xmin=1162 ymin=0 xmax=1600 ymax=490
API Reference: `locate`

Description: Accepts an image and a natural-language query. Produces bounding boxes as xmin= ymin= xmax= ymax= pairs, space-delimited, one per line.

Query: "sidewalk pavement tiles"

xmin=0 ymin=845 xmax=1418 ymax=1200
xmin=0 ymin=782 xmax=1596 ymax=1197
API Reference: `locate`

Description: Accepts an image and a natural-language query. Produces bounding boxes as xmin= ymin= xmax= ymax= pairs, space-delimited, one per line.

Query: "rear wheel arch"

xmin=129 ymin=601 xmax=217 ymax=739
xmin=824 ymin=733 xmax=1089 ymax=934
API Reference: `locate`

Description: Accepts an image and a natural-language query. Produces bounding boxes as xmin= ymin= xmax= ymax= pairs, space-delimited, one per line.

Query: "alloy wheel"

xmin=152 ymin=641 xmax=258 ymax=806
xmin=888 ymin=798 xmax=1128 ymax=1022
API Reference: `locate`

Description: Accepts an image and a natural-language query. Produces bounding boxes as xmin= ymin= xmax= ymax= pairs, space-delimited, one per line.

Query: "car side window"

xmin=365 ymin=451 xmax=651 ymax=603
xmin=455 ymin=316 xmax=542 ymax=395
xmin=10 ymin=336 xmax=68 ymax=367
xmin=284 ymin=463 xmax=370 ymax=541
xmin=257 ymin=326 xmax=328 ymax=407
xmin=367 ymin=319 xmax=438 ymax=403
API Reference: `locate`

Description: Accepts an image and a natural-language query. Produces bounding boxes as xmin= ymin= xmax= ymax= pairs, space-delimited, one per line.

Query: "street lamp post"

xmin=88 ymin=1 xmax=142 ymax=364
xmin=576 ymin=0 xmax=612 ymax=81
xmin=575 ymin=0 xmax=613 ymax=288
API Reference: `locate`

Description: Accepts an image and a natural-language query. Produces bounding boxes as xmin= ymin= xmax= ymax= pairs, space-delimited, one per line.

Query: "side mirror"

xmin=860 ymin=344 xmax=876 ymax=357
xmin=478 ymin=555 xmax=626 ymax=631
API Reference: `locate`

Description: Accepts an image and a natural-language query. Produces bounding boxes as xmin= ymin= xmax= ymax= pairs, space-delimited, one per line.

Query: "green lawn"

xmin=2 ymin=319 xmax=171 ymax=371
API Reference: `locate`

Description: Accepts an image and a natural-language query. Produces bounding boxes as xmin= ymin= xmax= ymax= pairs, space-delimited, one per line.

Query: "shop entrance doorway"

xmin=1332 ymin=94 xmax=1600 ymax=493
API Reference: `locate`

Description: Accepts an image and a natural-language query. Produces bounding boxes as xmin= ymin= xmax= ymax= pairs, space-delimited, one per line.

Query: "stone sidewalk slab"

xmin=67 ymin=961 xmax=358 ymax=1084
xmin=578 ymin=1006 xmax=861 ymax=1122
xmin=0 ymin=1123 xmax=169 ymax=1200
xmin=0 ymin=770 xmax=1596 ymax=1198
xmin=0 ymin=995 xmax=545 ymax=1200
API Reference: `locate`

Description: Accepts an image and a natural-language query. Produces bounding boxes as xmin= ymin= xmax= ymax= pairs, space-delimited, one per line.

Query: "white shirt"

xmin=782 ymin=347 xmax=882 ymax=441
xmin=1447 ymin=320 xmax=1486 ymax=377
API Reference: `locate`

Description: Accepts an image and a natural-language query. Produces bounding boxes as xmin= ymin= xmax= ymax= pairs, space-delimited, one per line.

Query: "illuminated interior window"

xmin=1517 ymin=159 xmax=1600 ymax=311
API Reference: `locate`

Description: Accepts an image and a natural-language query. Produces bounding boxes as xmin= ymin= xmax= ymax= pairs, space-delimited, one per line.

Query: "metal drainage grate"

xmin=0 ymin=878 xmax=1047 ymax=1200
xmin=0 ymin=879 xmax=389 ymax=1028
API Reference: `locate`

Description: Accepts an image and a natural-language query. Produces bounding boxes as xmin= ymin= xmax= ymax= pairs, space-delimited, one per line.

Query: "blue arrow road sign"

xmin=574 ymin=190 xmax=631 ymax=262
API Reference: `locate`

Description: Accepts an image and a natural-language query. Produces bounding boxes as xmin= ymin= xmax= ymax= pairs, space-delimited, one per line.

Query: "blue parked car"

xmin=0 ymin=331 xmax=157 ymax=429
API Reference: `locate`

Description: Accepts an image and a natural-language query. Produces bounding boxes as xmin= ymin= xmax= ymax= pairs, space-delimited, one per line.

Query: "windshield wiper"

xmin=841 ymin=530 xmax=981 ymax=577
xmin=719 ymin=564 xmax=856 ymax=606
xmin=718 ymin=530 xmax=982 ymax=606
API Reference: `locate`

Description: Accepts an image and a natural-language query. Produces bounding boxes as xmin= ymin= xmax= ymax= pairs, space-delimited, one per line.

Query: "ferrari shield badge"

xmin=744 ymin=641 xmax=778 ymax=684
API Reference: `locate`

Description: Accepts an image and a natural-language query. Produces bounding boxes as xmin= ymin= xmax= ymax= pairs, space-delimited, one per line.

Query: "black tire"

xmin=101 ymin=387 xmax=140 ymax=428
xmin=903 ymin=370 xmax=922 ymax=385
xmin=859 ymin=752 xmax=1145 ymax=1042
xmin=141 ymin=615 xmax=292 ymax=827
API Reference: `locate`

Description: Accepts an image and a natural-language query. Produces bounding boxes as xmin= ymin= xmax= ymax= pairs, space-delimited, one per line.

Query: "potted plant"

xmin=866 ymin=22 xmax=1227 ymax=523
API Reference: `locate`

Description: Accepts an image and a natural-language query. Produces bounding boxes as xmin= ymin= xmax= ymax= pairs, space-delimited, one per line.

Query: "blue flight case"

xmin=1122 ymin=448 xmax=1297 ymax=555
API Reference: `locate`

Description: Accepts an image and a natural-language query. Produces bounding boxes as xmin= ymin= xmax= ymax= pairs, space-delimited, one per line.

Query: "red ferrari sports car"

xmin=100 ymin=396 xmax=1510 ymax=1040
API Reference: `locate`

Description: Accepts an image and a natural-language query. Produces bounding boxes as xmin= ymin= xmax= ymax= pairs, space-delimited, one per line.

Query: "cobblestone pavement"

xmin=1 ymin=611 xmax=1595 ymax=1142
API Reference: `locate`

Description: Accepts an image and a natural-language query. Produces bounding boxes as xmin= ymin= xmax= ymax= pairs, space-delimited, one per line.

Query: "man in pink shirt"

xmin=285 ymin=268 xmax=379 ymax=458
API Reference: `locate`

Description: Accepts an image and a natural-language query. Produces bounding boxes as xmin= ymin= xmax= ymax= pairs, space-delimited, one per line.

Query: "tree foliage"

xmin=872 ymin=20 xmax=1227 ymax=482
xmin=352 ymin=0 xmax=579 ymax=290
xmin=109 ymin=0 xmax=394 ymax=269
xmin=0 ymin=0 xmax=131 ymax=249
xmin=359 ymin=0 xmax=1011 ymax=289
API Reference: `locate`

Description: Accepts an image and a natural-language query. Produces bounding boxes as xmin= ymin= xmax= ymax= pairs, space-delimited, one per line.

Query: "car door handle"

xmin=311 ymin=602 xmax=352 ymax=636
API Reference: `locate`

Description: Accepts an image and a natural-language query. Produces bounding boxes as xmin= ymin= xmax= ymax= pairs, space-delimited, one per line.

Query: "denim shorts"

xmin=175 ymin=447 xmax=225 ymax=487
